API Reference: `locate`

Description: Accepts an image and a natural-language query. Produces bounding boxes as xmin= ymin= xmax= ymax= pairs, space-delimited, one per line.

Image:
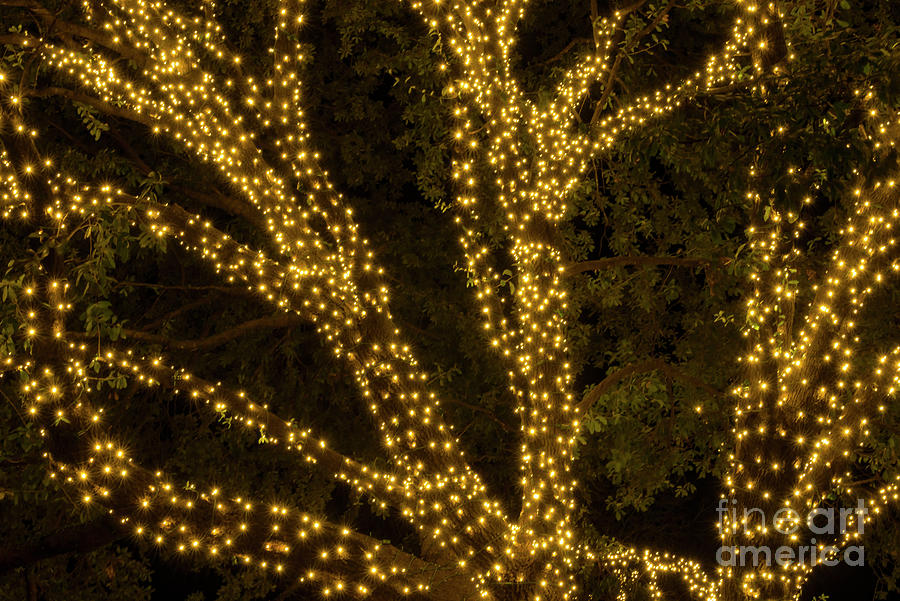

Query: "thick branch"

xmin=578 ymin=358 xmax=720 ymax=414
xmin=48 ymin=452 xmax=465 ymax=601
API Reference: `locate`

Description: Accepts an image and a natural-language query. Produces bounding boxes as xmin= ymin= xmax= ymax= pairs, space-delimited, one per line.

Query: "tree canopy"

xmin=0 ymin=0 xmax=899 ymax=600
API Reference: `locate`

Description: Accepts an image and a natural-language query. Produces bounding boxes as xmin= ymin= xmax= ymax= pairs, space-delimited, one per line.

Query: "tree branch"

xmin=445 ymin=397 xmax=514 ymax=433
xmin=590 ymin=0 xmax=601 ymax=51
xmin=590 ymin=0 xmax=676 ymax=126
xmin=68 ymin=314 xmax=302 ymax=351
xmin=48 ymin=450 xmax=468 ymax=601
xmin=578 ymin=358 xmax=720 ymax=414
xmin=137 ymin=295 xmax=218 ymax=332
xmin=106 ymin=128 xmax=266 ymax=228
xmin=111 ymin=281 xmax=252 ymax=295
xmin=614 ymin=0 xmax=651 ymax=16
xmin=703 ymin=79 xmax=755 ymax=97
xmin=540 ymin=37 xmax=591 ymax=66
xmin=24 ymin=87 xmax=154 ymax=127
xmin=565 ymin=255 xmax=714 ymax=276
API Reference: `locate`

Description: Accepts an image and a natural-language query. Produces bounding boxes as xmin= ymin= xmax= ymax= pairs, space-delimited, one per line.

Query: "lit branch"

xmin=11 ymin=334 xmax=475 ymax=600
xmin=0 ymin=0 xmax=146 ymax=64
xmin=80 ymin=346 xmax=419 ymax=519
xmin=589 ymin=0 xmax=677 ymax=126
